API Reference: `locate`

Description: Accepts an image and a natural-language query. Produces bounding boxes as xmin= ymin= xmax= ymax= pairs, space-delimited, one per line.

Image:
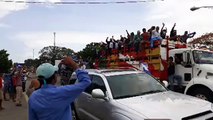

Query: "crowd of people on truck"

xmin=93 ymin=23 xmax=196 ymax=91
xmin=94 ymin=23 xmax=196 ymax=58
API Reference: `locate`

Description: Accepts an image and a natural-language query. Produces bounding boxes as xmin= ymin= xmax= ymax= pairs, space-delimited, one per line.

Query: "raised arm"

xmin=126 ymin=30 xmax=130 ymax=37
xmin=171 ymin=23 xmax=176 ymax=32
xmin=161 ymin=23 xmax=165 ymax=32
xmin=188 ymin=32 xmax=196 ymax=38
xmin=170 ymin=23 xmax=176 ymax=37
xmin=105 ymin=37 xmax=109 ymax=43
xmin=57 ymin=57 xmax=91 ymax=104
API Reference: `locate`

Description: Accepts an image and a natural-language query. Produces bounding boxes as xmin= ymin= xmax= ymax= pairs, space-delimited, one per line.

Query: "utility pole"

xmin=53 ymin=32 xmax=56 ymax=65
xmin=54 ymin=32 xmax=56 ymax=47
xmin=33 ymin=49 xmax=34 ymax=59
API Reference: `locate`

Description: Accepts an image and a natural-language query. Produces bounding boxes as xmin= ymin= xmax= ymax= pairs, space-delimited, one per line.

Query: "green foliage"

xmin=0 ymin=49 xmax=12 ymax=73
xmin=39 ymin=46 xmax=75 ymax=65
xmin=24 ymin=58 xmax=41 ymax=68
xmin=78 ymin=42 xmax=100 ymax=61
xmin=77 ymin=42 xmax=104 ymax=68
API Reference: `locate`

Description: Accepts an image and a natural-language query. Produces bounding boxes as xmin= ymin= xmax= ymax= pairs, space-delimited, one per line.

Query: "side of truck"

xmin=168 ymin=48 xmax=213 ymax=102
xmin=95 ymin=38 xmax=213 ymax=102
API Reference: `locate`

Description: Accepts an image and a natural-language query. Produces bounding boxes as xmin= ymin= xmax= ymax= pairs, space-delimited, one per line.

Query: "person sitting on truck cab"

xmin=150 ymin=26 xmax=162 ymax=48
xmin=170 ymin=23 xmax=178 ymax=41
xmin=168 ymin=57 xmax=182 ymax=90
xmin=180 ymin=31 xmax=196 ymax=43
xmin=142 ymin=28 xmax=150 ymax=41
xmin=160 ymin=23 xmax=167 ymax=39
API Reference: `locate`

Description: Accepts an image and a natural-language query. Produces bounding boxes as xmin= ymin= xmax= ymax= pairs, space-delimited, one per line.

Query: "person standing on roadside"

xmin=26 ymin=79 xmax=40 ymax=97
xmin=29 ymin=56 xmax=91 ymax=120
xmin=14 ymin=65 xmax=23 ymax=106
xmin=0 ymin=73 xmax=4 ymax=110
xmin=10 ymin=68 xmax=17 ymax=102
xmin=26 ymin=68 xmax=39 ymax=97
xmin=168 ymin=57 xmax=182 ymax=90
xmin=27 ymin=67 xmax=37 ymax=81
xmin=3 ymin=73 xmax=10 ymax=101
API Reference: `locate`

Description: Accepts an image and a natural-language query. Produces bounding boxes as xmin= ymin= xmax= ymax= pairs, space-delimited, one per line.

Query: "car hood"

xmin=116 ymin=91 xmax=212 ymax=119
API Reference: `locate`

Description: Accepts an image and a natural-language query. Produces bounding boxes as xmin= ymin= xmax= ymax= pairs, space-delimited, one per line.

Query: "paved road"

xmin=0 ymin=77 xmax=32 ymax=120
xmin=0 ymin=74 xmax=65 ymax=120
xmin=0 ymin=93 xmax=28 ymax=120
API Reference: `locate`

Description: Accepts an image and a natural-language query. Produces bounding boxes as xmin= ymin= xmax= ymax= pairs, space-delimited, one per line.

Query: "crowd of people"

xmin=0 ymin=56 xmax=91 ymax=120
xmin=0 ymin=65 xmax=30 ymax=109
xmin=94 ymin=23 xmax=196 ymax=58
xmin=27 ymin=57 xmax=90 ymax=120
xmin=0 ymin=56 xmax=88 ymax=110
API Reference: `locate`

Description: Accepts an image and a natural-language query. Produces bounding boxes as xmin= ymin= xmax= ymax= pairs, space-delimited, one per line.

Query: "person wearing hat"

xmin=28 ymin=56 xmax=91 ymax=120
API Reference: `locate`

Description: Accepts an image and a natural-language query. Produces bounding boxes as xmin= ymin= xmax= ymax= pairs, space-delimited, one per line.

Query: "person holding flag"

xmin=139 ymin=61 xmax=151 ymax=75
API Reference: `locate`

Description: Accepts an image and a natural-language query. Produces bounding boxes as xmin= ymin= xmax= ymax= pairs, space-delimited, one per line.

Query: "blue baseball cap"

xmin=36 ymin=63 xmax=58 ymax=79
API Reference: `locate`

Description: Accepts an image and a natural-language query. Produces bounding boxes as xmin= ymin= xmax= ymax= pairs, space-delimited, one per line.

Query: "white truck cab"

xmin=169 ymin=48 xmax=213 ymax=102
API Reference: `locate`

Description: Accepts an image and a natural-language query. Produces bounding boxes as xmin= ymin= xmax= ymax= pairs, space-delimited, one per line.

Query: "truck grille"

xmin=182 ymin=110 xmax=213 ymax=120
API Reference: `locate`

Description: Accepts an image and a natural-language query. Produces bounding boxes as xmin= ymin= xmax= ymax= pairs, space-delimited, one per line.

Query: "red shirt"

xmin=12 ymin=76 xmax=17 ymax=86
xmin=142 ymin=32 xmax=150 ymax=41
xmin=0 ymin=77 xmax=3 ymax=89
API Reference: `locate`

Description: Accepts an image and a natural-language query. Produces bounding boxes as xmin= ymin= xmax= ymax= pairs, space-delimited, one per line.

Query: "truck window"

xmin=84 ymin=75 xmax=106 ymax=95
xmin=175 ymin=53 xmax=192 ymax=68
xmin=175 ymin=54 xmax=183 ymax=64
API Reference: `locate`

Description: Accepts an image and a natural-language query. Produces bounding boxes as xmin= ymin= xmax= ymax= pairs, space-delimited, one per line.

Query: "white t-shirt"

xmin=151 ymin=30 xmax=161 ymax=38
xmin=109 ymin=42 xmax=113 ymax=49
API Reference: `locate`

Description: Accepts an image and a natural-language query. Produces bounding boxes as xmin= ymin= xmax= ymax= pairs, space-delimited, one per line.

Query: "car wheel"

xmin=191 ymin=87 xmax=213 ymax=102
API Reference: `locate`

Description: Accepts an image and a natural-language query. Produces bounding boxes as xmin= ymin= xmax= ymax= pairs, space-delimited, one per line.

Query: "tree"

xmin=39 ymin=46 xmax=75 ymax=65
xmin=0 ymin=49 xmax=12 ymax=73
xmin=24 ymin=58 xmax=41 ymax=68
xmin=78 ymin=42 xmax=104 ymax=68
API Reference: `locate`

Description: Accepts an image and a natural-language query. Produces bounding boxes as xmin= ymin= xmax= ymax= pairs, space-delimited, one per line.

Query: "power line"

xmin=0 ymin=0 xmax=164 ymax=5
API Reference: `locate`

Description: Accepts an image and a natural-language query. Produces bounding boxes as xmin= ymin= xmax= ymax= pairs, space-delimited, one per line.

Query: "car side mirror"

xmin=162 ymin=81 xmax=169 ymax=88
xmin=92 ymin=89 xmax=106 ymax=100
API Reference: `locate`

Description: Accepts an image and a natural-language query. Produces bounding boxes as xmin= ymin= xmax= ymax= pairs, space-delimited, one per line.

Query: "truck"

xmin=94 ymin=38 xmax=213 ymax=102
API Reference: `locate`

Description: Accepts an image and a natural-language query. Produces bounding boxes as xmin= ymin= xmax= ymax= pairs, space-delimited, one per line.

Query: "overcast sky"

xmin=0 ymin=0 xmax=213 ymax=63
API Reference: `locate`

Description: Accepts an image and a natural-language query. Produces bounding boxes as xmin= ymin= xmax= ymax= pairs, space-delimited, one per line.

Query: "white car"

xmin=73 ymin=69 xmax=213 ymax=120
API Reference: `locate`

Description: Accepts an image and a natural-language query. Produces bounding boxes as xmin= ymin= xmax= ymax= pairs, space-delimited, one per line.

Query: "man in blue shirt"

xmin=29 ymin=56 xmax=91 ymax=120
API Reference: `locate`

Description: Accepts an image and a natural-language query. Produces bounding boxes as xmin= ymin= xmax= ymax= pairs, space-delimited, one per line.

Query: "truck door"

xmin=174 ymin=52 xmax=193 ymax=86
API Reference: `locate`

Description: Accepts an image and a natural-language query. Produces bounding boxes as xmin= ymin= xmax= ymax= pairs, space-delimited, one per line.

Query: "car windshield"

xmin=106 ymin=73 xmax=167 ymax=99
xmin=193 ymin=50 xmax=213 ymax=64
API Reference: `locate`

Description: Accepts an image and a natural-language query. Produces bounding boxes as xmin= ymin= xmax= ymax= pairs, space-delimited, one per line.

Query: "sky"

xmin=0 ymin=0 xmax=213 ymax=63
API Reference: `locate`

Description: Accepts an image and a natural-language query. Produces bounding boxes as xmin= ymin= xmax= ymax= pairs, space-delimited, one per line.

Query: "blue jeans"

xmin=150 ymin=37 xmax=162 ymax=48
xmin=168 ymin=75 xmax=182 ymax=90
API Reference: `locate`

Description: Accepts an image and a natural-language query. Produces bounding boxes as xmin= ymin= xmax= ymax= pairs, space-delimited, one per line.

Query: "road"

xmin=0 ymin=93 xmax=28 ymax=120
xmin=0 ymin=76 xmax=32 ymax=120
xmin=0 ymin=74 xmax=64 ymax=120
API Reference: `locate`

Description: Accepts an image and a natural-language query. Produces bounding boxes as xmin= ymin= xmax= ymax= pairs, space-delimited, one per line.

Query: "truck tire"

xmin=191 ymin=87 xmax=213 ymax=103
